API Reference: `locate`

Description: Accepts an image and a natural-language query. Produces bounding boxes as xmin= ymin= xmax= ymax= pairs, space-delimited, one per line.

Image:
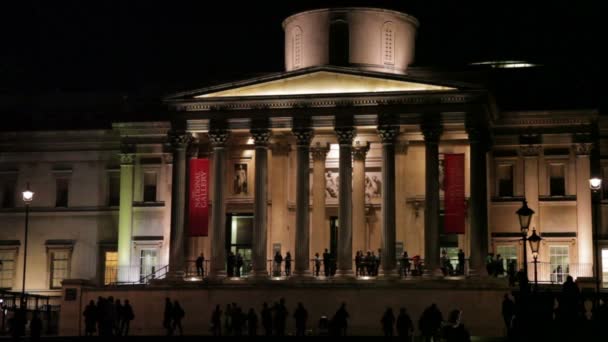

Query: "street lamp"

xmin=516 ymin=200 xmax=535 ymax=278
xmin=589 ymin=177 xmax=602 ymax=308
xmin=21 ymin=183 xmax=34 ymax=308
xmin=528 ymin=229 xmax=542 ymax=288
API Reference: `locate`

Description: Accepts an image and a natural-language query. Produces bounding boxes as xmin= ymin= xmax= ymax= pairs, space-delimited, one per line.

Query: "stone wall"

xmin=60 ymin=280 xmax=508 ymax=337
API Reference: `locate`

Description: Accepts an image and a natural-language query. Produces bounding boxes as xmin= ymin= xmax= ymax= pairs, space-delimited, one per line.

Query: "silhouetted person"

xmin=274 ymin=251 xmax=283 ymax=276
xmin=396 ymin=307 xmax=414 ymax=341
xmin=235 ymin=252 xmax=244 ymax=277
xmin=211 ymin=305 xmax=222 ymax=336
xmin=323 ymin=249 xmax=330 ymax=277
xmin=401 ymin=251 xmax=410 ymax=277
xmin=485 ymin=254 xmax=494 ymax=276
xmin=294 ymin=302 xmax=308 ymax=336
xmin=196 ymin=252 xmax=205 ymax=277
xmin=172 ymin=300 xmax=184 ymax=336
xmin=419 ymin=303 xmax=443 ymax=342
xmin=381 ymin=307 xmax=395 ymax=337
xmin=314 ymin=253 xmax=321 ymax=277
xmin=284 ymin=252 xmax=292 ymax=276
xmin=121 ymin=300 xmax=134 ymax=336
xmin=247 ymin=308 xmax=258 ymax=336
xmin=83 ymin=300 xmax=97 ymax=336
xmin=261 ymin=302 xmax=272 ymax=336
xmin=507 ymin=260 xmax=516 ymax=287
xmin=457 ymin=249 xmax=465 ymax=275
xmin=232 ymin=306 xmax=244 ymax=336
xmin=333 ymin=302 xmax=349 ymax=336
xmin=96 ymin=297 xmax=104 ymax=336
xmin=274 ymin=298 xmax=288 ymax=336
xmin=114 ymin=299 xmax=123 ymax=336
xmin=163 ymin=298 xmax=173 ymax=336
xmin=227 ymin=251 xmax=235 ymax=277
xmin=224 ymin=304 xmax=233 ymax=335
xmin=442 ymin=309 xmax=471 ymax=342
xmin=502 ymin=294 xmax=515 ymax=335
xmin=30 ymin=310 xmax=42 ymax=341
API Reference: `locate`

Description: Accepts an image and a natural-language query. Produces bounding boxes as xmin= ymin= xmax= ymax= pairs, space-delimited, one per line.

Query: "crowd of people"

xmin=82 ymin=296 xmax=135 ymax=336
xmin=502 ymin=274 xmax=608 ymax=340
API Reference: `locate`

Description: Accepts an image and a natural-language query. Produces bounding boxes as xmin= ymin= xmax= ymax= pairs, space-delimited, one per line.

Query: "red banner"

xmin=189 ymin=159 xmax=209 ymax=236
xmin=444 ymin=154 xmax=465 ymax=234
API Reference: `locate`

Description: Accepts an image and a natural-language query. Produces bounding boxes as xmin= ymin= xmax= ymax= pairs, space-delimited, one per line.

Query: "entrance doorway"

xmin=225 ymin=214 xmax=253 ymax=275
xmin=330 ymin=216 xmax=339 ymax=257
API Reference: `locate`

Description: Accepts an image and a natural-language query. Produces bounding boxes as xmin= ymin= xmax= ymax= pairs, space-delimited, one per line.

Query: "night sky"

xmin=0 ymin=1 xmax=603 ymax=128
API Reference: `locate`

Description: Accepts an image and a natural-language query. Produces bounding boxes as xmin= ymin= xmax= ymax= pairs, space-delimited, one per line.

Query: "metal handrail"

xmin=109 ymin=264 xmax=169 ymax=286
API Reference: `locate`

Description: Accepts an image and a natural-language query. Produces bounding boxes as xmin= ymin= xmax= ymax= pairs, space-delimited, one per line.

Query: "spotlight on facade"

xmin=589 ymin=177 xmax=602 ymax=191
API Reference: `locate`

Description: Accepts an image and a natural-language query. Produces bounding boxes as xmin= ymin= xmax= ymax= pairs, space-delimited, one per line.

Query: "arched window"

xmin=329 ymin=20 xmax=349 ymax=66
xmin=382 ymin=22 xmax=395 ymax=65
xmin=292 ymin=26 xmax=303 ymax=69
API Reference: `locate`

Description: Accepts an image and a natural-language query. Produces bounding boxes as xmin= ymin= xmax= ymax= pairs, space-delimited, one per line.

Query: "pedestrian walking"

xmin=294 ymin=302 xmax=308 ymax=336
xmin=381 ymin=307 xmax=395 ymax=336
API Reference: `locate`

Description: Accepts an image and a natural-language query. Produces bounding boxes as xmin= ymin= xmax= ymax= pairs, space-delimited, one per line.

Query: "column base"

xmin=423 ymin=267 xmax=444 ymax=279
xmin=335 ymin=269 xmax=356 ymax=279
xmin=249 ymin=270 xmax=269 ymax=279
xmin=378 ymin=269 xmax=400 ymax=280
xmin=290 ymin=270 xmax=314 ymax=282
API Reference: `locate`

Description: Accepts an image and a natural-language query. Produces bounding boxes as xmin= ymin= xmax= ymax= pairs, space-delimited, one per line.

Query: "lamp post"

xmin=516 ymin=200 xmax=535 ymax=279
xmin=589 ymin=177 xmax=602 ymax=308
xmin=528 ymin=228 xmax=542 ymax=289
xmin=21 ymin=183 xmax=34 ymax=308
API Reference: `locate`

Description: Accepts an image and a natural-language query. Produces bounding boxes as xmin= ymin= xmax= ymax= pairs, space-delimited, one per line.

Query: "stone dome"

xmin=282 ymin=7 xmax=419 ymax=74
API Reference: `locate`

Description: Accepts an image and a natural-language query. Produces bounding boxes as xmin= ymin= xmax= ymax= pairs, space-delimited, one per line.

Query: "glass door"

xmin=139 ymin=249 xmax=158 ymax=282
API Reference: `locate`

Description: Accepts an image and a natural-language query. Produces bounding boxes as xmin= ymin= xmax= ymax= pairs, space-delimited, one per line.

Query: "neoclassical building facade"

xmin=0 ymin=8 xmax=604 ymax=299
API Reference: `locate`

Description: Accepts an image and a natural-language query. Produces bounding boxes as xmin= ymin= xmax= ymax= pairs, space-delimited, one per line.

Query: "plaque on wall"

xmin=64 ymin=288 xmax=77 ymax=301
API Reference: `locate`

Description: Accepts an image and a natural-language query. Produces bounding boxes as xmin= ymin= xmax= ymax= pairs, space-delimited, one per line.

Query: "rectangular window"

xmin=108 ymin=174 xmax=120 ymax=207
xmin=497 ymin=165 xmax=514 ymax=197
xmin=103 ymin=251 xmax=118 ymax=285
xmin=0 ymin=250 xmax=16 ymax=289
xmin=143 ymin=172 xmax=157 ymax=202
xmin=549 ymin=164 xmax=566 ymax=196
xmin=50 ymin=250 xmax=70 ymax=289
xmin=496 ymin=245 xmax=518 ymax=271
xmin=549 ymin=246 xmax=569 ymax=284
xmin=1 ymin=179 xmax=16 ymax=208
xmin=55 ymin=178 xmax=69 ymax=207
xmin=139 ymin=249 xmax=158 ymax=282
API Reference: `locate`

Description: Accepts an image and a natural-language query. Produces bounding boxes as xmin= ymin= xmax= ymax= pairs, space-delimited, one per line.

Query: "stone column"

xmin=466 ymin=120 xmax=490 ymax=275
xmin=575 ymin=142 xmax=594 ymax=274
xmin=167 ymin=130 xmax=192 ymax=279
xmin=292 ymin=127 xmax=313 ymax=276
xmin=208 ymin=128 xmax=230 ymax=278
xmin=378 ymin=124 xmax=399 ymax=277
xmin=311 ymin=142 xmax=330 ymax=259
xmin=335 ymin=126 xmax=356 ymax=277
xmin=352 ymin=141 xmax=370 ymax=258
xmin=251 ymin=128 xmax=271 ymax=277
xmin=421 ymin=118 xmax=442 ymax=275
xmin=117 ymin=145 xmax=135 ymax=282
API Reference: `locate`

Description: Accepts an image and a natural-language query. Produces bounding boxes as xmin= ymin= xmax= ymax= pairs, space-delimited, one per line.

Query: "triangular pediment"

xmin=183 ymin=68 xmax=456 ymax=100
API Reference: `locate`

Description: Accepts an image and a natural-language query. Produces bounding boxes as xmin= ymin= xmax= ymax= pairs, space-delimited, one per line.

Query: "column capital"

xmin=208 ymin=129 xmax=230 ymax=148
xmin=292 ymin=128 xmax=313 ymax=146
xmin=352 ymin=141 xmax=370 ymax=160
xmin=334 ymin=127 xmax=356 ymax=145
xmin=420 ymin=120 xmax=442 ymax=144
xmin=168 ymin=130 xmax=193 ymax=149
xmin=311 ymin=142 xmax=330 ymax=161
xmin=250 ymin=128 xmax=271 ymax=147
xmin=574 ymin=143 xmax=593 ymax=156
xmin=377 ymin=125 xmax=399 ymax=144
xmin=519 ymin=144 xmax=542 ymax=157
xmin=119 ymin=153 xmax=135 ymax=165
